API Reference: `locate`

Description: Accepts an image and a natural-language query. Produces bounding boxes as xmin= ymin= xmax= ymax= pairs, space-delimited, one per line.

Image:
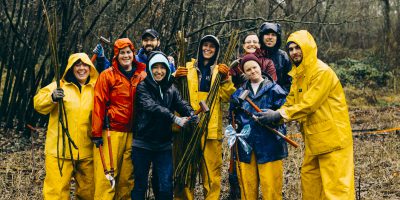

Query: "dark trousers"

xmin=131 ymin=147 xmax=173 ymax=200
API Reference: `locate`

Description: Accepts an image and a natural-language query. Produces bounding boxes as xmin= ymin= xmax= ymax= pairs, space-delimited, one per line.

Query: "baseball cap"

xmin=141 ymin=29 xmax=160 ymax=39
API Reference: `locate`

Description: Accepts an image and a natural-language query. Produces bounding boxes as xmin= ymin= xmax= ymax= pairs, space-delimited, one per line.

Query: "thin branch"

xmin=118 ymin=0 xmax=152 ymax=38
xmin=1 ymin=0 xmax=31 ymax=49
xmin=185 ymin=16 xmax=380 ymax=38
xmin=300 ymin=0 xmax=325 ymax=21
xmin=82 ymin=0 xmax=112 ymax=41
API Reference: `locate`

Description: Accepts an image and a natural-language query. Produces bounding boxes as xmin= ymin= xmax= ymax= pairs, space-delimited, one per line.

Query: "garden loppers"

xmin=99 ymin=145 xmax=115 ymax=189
xmin=105 ymin=113 xmax=115 ymax=187
xmin=98 ymin=112 xmax=115 ymax=189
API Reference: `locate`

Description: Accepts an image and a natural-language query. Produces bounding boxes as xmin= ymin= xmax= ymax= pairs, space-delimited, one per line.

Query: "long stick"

xmin=41 ymin=0 xmax=78 ymax=176
xmin=238 ymin=107 xmax=299 ymax=148
xmin=231 ymin=111 xmax=246 ymax=198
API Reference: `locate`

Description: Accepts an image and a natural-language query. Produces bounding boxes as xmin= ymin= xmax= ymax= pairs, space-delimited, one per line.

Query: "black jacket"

xmin=133 ymin=76 xmax=194 ymax=151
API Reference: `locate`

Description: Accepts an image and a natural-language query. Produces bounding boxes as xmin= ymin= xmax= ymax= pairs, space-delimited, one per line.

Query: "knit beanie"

xmin=240 ymin=53 xmax=262 ymax=71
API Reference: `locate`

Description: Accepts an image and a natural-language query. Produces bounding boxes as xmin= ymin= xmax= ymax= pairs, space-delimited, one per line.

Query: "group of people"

xmin=34 ymin=22 xmax=355 ymax=200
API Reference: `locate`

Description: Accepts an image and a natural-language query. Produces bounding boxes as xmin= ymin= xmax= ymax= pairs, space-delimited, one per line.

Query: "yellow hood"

xmin=286 ymin=30 xmax=318 ymax=74
xmin=61 ymin=53 xmax=98 ymax=85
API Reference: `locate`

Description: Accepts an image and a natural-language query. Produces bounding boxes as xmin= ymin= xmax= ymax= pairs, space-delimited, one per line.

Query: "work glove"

xmin=255 ymin=109 xmax=282 ymax=124
xmin=188 ymin=115 xmax=200 ymax=124
xmin=218 ymin=64 xmax=230 ymax=80
xmin=167 ymin=56 xmax=175 ymax=66
xmin=91 ymin=137 xmax=103 ymax=148
xmin=93 ymin=43 xmax=105 ymax=57
xmin=51 ymin=88 xmax=64 ymax=102
xmin=173 ymin=116 xmax=189 ymax=127
xmin=174 ymin=67 xmax=188 ymax=78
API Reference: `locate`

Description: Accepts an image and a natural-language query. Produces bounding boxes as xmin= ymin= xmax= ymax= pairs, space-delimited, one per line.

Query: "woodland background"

xmin=0 ymin=0 xmax=399 ymax=131
xmin=0 ymin=0 xmax=399 ymax=199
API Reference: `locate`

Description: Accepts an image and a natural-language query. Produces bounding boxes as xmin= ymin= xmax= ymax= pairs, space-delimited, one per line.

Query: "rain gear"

xmin=279 ymin=30 xmax=354 ymax=199
xmin=259 ymin=22 xmax=292 ymax=92
xmin=92 ymin=38 xmax=147 ymax=137
xmin=133 ymin=52 xmax=194 ymax=150
xmin=132 ymin=52 xmax=194 ymax=200
xmin=229 ymin=77 xmax=287 ymax=200
xmin=174 ymin=35 xmax=236 ymax=200
xmin=230 ymin=78 xmax=288 ymax=164
xmin=34 ymin=53 xmax=98 ymax=199
xmin=92 ymin=38 xmax=146 ymax=200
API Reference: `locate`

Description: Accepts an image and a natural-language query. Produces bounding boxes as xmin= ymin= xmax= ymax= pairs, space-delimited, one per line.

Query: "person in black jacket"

xmin=259 ymin=22 xmax=292 ymax=93
xmin=131 ymin=52 xmax=195 ymax=200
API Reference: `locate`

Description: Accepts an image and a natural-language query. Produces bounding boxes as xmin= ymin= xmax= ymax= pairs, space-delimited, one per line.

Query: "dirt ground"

xmin=0 ymin=106 xmax=399 ymax=200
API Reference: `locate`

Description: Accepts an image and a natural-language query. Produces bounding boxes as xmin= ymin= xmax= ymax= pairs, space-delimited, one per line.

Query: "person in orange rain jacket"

xmin=91 ymin=38 xmax=147 ymax=200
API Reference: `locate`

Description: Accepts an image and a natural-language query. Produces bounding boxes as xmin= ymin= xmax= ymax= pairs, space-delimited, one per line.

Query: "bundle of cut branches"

xmin=173 ymin=30 xmax=192 ymax=187
xmin=174 ymin=30 xmax=239 ymax=189
xmin=41 ymin=0 xmax=78 ymax=176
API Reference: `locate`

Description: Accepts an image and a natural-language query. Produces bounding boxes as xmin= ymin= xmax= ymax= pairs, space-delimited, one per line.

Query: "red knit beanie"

xmin=240 ymin=53 xmax=262 ymax=71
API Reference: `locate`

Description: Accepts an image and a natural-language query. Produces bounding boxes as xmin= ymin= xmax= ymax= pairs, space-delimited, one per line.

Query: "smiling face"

xmin=288 ymin=42 xmax=303 ymax=65
xmin=202 ymin=41 xmax=216 ymax=60
xmin=243 ymin=34 xmax=260 ymax=54
xmin=263 ymin=32 xmax=277 ymax=48
xmin=151 ymin=63 xmax=167 ymax=82
xmin=243 ymin=60 xmax=263 ymax=83
xmin=142 ymin=35 xmax=160 ymax=53
xmin=117 ymin=46 xmax=134 ymax=71
xmin=73 ymin=61 xmax=90 ymax=85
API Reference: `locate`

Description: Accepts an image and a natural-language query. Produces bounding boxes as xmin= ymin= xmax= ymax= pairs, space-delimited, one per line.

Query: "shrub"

xmin=332 ymin=58 xmax=391 ymax=89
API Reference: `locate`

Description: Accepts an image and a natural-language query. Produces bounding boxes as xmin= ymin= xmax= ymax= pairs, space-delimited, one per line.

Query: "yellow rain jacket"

xmin=279 ymin=30 xmax=354 ymax=200
xmin=34 ymin=53 xmax=98 ymax=159
xmin=186 ymin=58 xmax=236 ymax=139
xmin=278 ymin=30 xmax=352 ymax=155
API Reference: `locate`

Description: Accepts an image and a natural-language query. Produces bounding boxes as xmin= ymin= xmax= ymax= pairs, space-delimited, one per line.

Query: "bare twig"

xmin=118 ymin=0 xmax=152 ymax=38
xmin=82 ymin=0 xmax=112 ymax=41
xmin=185 ymin=16 xmax=378 ymax=38
xmin=1 ymin=0 xmax=31 ymax=49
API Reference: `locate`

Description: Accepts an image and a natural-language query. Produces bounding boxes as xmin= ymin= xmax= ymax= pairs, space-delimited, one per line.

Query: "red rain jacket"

xmin=92 ymin=38 xmax=147 ymax=137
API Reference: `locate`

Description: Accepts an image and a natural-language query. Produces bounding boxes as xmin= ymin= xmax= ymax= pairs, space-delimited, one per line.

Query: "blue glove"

xmin=255 ymin=109 xmax=282 ymax=124
xmin=91 ymin=137 xmax=103 ymax=148
xmin=93 ymin=43 xmax=105 ymax=57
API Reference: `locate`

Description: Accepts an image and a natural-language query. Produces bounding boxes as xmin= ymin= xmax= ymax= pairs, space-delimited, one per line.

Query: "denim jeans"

xmin=131 ymin=147 xmax=173 ymax=200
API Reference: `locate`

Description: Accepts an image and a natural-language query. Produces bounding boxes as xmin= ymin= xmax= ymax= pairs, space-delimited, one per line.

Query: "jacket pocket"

xmin=304 ymin=119 xmax=343 ymax=155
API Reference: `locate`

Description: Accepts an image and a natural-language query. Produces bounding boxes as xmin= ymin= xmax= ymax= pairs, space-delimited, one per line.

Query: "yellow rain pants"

xmin=301 ymin=145 xmax=355 ymax=200
xmin=175 ymin=137 xmax=222 ymax=200
xmin=43 ymin=156 xmax=94 ymax=200
xmin=93 ymin=131 xmax=134 ymax=200
xmin=237 ymin=152 xmax=283 ymax=200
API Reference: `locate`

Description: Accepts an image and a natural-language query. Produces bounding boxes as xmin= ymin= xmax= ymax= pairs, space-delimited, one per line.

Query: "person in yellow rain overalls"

xmin=174 ymin=35 xmax=236 ymax=199
xmin=34 ymin=53 xmax=98 ymax=199
xmin=257 ymin=30 xmax=355 ymax=200
xmin=91 ymin=38 xmax=147 ymax=200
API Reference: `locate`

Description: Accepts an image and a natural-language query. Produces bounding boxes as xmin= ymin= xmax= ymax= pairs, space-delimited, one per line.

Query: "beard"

xmin=144 ymin=45 xmax=157 ymax=53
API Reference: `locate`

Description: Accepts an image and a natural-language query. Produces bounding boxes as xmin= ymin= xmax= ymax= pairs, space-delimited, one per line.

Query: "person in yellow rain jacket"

xmin=257 ymin=30 xmax=355 ymax=200
xmin=174 ymin=35 xmax=236 ymax=200
xmin=34 ymin=53 xmax=98 ymax=199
